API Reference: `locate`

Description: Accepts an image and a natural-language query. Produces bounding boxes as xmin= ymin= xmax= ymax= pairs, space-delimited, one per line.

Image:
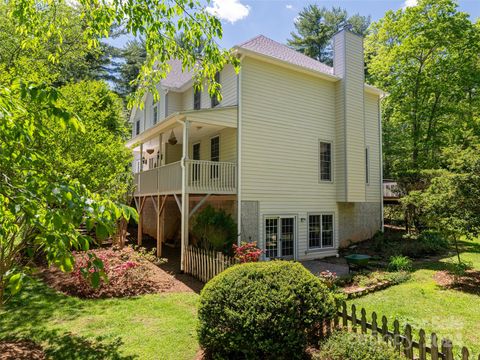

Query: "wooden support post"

xmin=137 ymin=196 xmax=146 ymax=246
xmin=156 ymin=195 xmax=167 ymax=258
xmin=156 ymin=195 xmax=161 ymax=257
xmin=180 ymin=120 xmax=190 ymax=272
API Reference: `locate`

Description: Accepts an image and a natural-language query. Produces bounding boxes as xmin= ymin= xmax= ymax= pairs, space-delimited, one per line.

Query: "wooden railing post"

xmin=351 ymin=304 xmax=357 ymax=332
xmin=403 ymin=324 xmax=413 ymax=359
xmin=418 ymin=329 xmax=426 ymax=360
xmin=371 ymin=312 xmax=378 ymax=338
xmin=442 ymin=339 xmax=454 ymax=360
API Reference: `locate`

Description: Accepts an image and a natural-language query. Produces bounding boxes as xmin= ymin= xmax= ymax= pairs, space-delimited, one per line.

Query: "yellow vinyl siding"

xmin=240 ymin=57 xmax=339 ymax=259
xmin=188 ymin=127 xmax=236 ymax=163
xmin=167 ymin=92 xmax=183 ymax=116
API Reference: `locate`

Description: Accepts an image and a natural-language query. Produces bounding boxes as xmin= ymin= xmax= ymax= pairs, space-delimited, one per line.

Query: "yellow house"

xmin=127 ymin=28 xmax=384 ymax=269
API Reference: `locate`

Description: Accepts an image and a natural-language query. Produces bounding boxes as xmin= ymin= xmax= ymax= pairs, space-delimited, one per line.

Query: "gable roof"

xmin=235 ymin=35 xmax=334 ymax=76
xmin=161 ymin=59 xmax=194 ymax=90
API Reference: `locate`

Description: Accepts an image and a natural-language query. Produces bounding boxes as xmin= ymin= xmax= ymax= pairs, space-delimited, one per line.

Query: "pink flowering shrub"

xmin=232 ymin=242 xmax=262 ymax=263
xmin=318 ymin=270 xmax=338 ymax=289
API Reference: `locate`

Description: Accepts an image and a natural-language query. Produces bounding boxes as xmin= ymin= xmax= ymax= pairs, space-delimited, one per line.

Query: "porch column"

xmin=180 ymin=120 xmax=190 ymax=271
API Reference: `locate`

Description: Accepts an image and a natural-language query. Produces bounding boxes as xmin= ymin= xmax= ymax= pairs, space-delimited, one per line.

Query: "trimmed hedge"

xmin=316 ymin=331 xmax=406 ymax=360
xmin=197 ymin=261 xmax=339 ymax=359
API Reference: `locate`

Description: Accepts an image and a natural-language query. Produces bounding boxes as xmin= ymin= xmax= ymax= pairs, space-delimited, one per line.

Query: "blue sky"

xmin=107 ymin=0 xmax=480 ymax=49
xmin=208 ymin=0 xmax=480 ymax=48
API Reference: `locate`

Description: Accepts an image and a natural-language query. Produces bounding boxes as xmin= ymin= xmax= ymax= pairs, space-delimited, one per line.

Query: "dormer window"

xmin=211 ymin=72 xmax=220 ymax=108
xmin=194 ymin=89 xmax=201 ymax=110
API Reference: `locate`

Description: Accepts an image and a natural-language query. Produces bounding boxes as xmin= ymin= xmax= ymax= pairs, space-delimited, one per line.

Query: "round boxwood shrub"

xmin=197 ymin=261 xmax=340 ymax=359
xmin=316 ymin=331 xmax=405 ymax=360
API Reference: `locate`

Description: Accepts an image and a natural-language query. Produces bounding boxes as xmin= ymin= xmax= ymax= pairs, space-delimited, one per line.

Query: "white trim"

xmin=262 ymin=214 xmax=298 ymax=260
xmin=236 ymin=60 xmax=243 ymax=245
xmin=378 ymin=97 xmax=384 ymax=232
xmin=319 ymin=139 xmax=334 ymax=183
xmin=306 ymin=213 xmax=335 ymax=251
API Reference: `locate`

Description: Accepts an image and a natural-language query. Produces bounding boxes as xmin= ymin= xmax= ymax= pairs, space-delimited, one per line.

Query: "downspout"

xmin=236 ymin=55 xmax=245 ymax=246
xmin=378 ymin=96 xmax=384 ymax=232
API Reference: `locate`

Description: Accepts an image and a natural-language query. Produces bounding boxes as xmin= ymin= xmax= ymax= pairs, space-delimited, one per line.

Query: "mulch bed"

xmin=41 ymin=246 xmax=194 ymax=298
xmin=0 ymin=340 xmax=45 ymax=360
xmin=434 ymin=270 xmax=480 ymax=295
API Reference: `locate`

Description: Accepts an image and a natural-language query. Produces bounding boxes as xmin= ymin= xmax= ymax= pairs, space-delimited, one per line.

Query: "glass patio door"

xmin=264 ymin=216 xmax=295 ymax=259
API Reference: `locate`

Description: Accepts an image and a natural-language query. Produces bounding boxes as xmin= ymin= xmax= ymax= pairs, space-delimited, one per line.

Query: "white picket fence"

xmin=184 ymin=245 xmax=237 ymax=283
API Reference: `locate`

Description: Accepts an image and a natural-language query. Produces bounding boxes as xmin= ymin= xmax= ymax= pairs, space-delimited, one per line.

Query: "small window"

xmin=308 ymin=214 xmax=334 ymax=249
xmin=192 ymin=143 xmax=201 ymax=181
xmin=365 ymin=147 xmax=370 ymax=184
xmin=135 ymin=120 xmax=140 ymax=136
xmin=153 ymin=105 xmax=158 ymax=125
xmin=319 ymin=141 xmax=332 ymax=181
xmin=211 ymin=72 xmax=220 ymax=108
xmin=194 ymin=89 xmax=201 ymax=110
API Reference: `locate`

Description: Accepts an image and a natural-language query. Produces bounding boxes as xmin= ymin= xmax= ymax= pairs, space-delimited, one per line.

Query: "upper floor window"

xmin=153 ymin=104 xmax=158 ymax=125
xmin=211 ymin=136 xmax=220 ymax=161
xmin=308 ymin=214 xmax=334 ymax=249
xmin=135 ymin=120 xmax=140 ymax=136
xmin=211 ymin=72 xmax=220 ymax=108
xmin=319 ymin=141 xmax=332 ymax=182
xmin=194 ymin=89 xmax=201 ymax=110
xmin=365 ymin=147 xmax=370 ymax=184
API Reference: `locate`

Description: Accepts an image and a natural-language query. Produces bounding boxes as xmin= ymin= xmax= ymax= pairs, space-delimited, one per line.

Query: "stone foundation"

xmin=338 ymin=202 xmax=382 ymax=248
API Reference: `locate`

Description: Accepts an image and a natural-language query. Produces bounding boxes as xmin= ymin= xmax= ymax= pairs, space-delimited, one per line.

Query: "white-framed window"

xmin=193 ymin=89 xmax=201 ymax=110
xmin=135 ymin=120 xmax=140 ymax=136
xmin=211 ymin=72 xmax=220 ymax=108
xmin=210 ymin=136 xmax=220 ymax=178
xmin=308 ymin=214 xmax=334 ymax=249
xmin=319 ymin=140 xmax=332 ymax=182
xmin=152 ymin=101 xmax=158 ymax=125
xmin=365 ymin=147 xmax=370 ymax=184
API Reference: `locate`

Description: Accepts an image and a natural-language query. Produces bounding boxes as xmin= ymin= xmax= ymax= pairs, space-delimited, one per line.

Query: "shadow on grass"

xmin=0 ymin=279 xmax=137 ymax=360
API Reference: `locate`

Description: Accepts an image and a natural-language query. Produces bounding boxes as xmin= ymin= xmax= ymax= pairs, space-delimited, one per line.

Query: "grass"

xmin=347 ymin=238 xmax=480 ymax=356
xmin=0 ymin=278 xmax=199 ymax=359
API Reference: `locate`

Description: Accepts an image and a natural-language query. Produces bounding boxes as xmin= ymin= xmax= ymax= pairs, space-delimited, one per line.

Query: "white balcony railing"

xmin=134 ymin=160 xmax=236 ymax=196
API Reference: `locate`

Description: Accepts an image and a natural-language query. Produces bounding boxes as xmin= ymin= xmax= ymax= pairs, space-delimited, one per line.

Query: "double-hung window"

xmin=308 ymin=214 xmax=334 ymax=249
xmin=210 ymin=136 xmax=220 ymax=178
xmin=194 ymin=89 xmax=201 ymax=110
xmin=319 ymin=141 xmax=332 ymax=182
xmin=365 ymin=147 xmax=370 ymax=184
xmin=211 ymin=72 xmax=220 ymax=108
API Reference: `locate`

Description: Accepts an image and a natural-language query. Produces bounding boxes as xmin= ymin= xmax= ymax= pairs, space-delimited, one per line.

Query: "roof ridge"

xmin=235 ymin=34 xmax=267 ymax=48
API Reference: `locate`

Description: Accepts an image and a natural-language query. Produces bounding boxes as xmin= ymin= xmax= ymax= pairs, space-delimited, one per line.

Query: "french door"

xmin=264 ymin=216 xmax=295 ymax=259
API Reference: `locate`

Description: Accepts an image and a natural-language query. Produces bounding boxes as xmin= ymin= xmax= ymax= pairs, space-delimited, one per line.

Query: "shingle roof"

xmin=160 ymin=59 xmax=194 ymax=90
xmin=159 ymin=35 xmax=335 ymax=90
xmin=236 ymin=35 xmax=334 ymax=76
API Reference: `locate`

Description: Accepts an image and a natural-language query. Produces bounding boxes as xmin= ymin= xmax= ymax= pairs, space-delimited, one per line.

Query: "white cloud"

xmin=286 ymin=4 xmax=293 ymax=9
xmin=206 ymin=0 xmax=250 ymax=24
xmin=403 ymin=0 xmax=417 ymax=8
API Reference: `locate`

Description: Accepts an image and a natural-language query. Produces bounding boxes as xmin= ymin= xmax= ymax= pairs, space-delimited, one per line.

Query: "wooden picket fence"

xmin=331 ymin=303 xmax=478 ymax=360
xmin=184 ymin=245 xmax=237 ymax=283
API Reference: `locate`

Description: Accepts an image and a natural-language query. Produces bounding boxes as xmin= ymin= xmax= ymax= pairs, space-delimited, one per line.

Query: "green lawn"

xmin=0 ymin=279 xmax=199 ymax=359
xmin=348 ymin=239 xmax=480 ymax=356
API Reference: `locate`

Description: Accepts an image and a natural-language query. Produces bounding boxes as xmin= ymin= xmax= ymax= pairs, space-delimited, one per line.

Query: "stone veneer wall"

xmin=338 ymin=202 xmax=382 ymax=248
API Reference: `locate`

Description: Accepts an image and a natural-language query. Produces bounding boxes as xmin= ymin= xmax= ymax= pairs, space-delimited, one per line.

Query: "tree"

xmin=1 ymin=0 xmax=235 ymax=304
xmin=288 ymin=6 xmax=370 ymax=65
xmin=46 ymin=80 xmax=133 ymax=201
xmin=365 ymin=0 xmax=480 ymax=178
xmin=403 ymin=143 xmax=480 ymax=264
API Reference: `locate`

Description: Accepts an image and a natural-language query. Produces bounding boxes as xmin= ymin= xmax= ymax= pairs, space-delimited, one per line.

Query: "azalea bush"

xmin=232 ymin=242 xmax=262 ymax=263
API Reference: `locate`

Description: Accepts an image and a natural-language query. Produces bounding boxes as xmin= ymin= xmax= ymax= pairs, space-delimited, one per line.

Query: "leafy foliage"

xmin=365 ymin=0 xmax=480 ymax=177
xmin=197 ymin=261 xmax=340 ymax=359
xmin=191 ymin=205 xmax=237 ymax=253
xmin=387 ymin=256 xmax=413 ymax=272
xmin=316 ymin=331 xmax=406 ymax=360
xmin=288 ymin=5 xmax=370 ymax=65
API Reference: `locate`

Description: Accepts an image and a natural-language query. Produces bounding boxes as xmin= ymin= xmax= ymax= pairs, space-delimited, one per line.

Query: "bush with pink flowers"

xmin=232 ymin=242 xmax=262 ymax=263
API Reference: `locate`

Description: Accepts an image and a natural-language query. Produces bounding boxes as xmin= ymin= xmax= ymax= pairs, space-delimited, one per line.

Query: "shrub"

xmin=232 ymin=242 xmax=262 ymax=263
xmin=197 ymin=261 xmax=340 ymax=359
xmin=191 ymin=205 xmax=237 ymax=253
xmin=417 ymin=230 xmax=450 ymax=255
xmin=388 ymin=255 xmax=413 ymax=272
xmin=315 ymin=331 xmax=405 ymax=360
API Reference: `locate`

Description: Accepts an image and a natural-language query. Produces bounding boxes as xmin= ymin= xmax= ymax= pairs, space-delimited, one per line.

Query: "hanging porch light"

xmin=168 ymin=129 xmax=177 ymax=145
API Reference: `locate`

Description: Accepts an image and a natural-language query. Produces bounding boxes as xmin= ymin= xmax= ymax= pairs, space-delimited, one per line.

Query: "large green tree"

xmin=288 ymin=6 xmax=370 ymax=65
xmin=365 ymin=0 xmax=480 ymax=177
xmin=0 ymin=0 xmax=234 ymax=305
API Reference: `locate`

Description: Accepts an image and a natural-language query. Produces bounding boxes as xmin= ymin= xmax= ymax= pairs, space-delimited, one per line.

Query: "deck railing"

xmin=186 ymin=160 xmax=236 ymax=194
xmin=134 ymin=160 xmax=236 ymax=196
